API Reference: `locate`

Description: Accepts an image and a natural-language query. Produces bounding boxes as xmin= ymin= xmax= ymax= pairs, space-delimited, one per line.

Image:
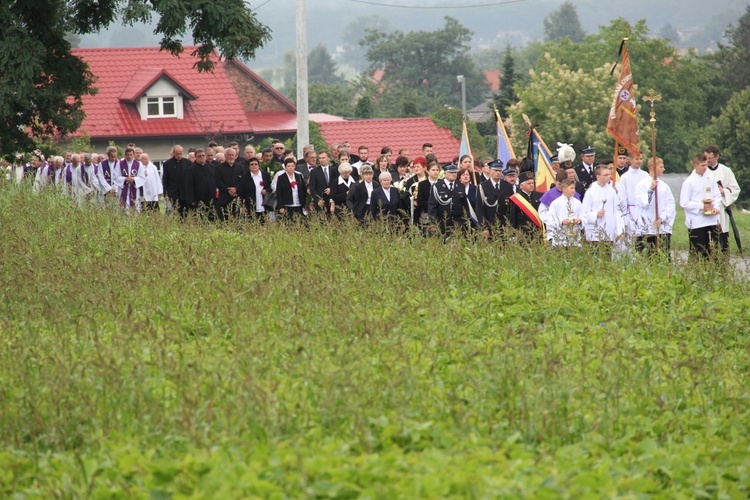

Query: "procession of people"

xmin=6 ymin=139 xmax=740 ymax=261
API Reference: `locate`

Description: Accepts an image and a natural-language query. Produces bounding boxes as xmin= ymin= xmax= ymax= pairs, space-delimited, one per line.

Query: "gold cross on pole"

xmin=642 ymin=88 xmax=662 ymax=124
xmin=641 ymin=88 xmax=662 ymax=239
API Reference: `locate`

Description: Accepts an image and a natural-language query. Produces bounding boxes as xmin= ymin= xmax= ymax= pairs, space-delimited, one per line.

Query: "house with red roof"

xmin=318 ymin=117 xmax=461 ymax=163
xmin=71 ymin=47 xmax=300 ymax=161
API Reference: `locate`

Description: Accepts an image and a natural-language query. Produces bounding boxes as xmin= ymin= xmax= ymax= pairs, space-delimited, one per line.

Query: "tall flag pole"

xmin=459 ymin=119 xmax=476 ymax=184
xmin=607 ymin=38 xmax=640 ymax=160
xmin=493 ymin=105 xmax=515 ymax=166
xmin=522 ymin=114 xmax=556 ymax=193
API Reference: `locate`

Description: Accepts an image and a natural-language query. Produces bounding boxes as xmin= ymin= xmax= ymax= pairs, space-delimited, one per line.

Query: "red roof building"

xmin=71 ymin=47 xmax=298 ymax=160
xmin=318 ymin=117 xmax=461 ymax=163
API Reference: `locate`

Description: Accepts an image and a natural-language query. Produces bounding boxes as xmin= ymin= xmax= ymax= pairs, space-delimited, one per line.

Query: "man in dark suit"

xmin=237 ymin=157 xmax=272 ymax=221
xmin=184 ymin=149 xmax=218 ymax=220
xmin=295 ymin=146 xmax=315 ymax=182
xmin=162 ymin=144 xmax=191 ymax=217
xmin=476 ymin=160 xmax=505 ymax=238
xmin=347 ymin=165 xmax=379 ymax=224
xmin=507 ymin=170 xmax=543 ymax=237
xmin=428 ymin=163 xmax=471 ymax=237
xmin=214 ymin=147 xmax=243 ymax=221
xmin=498 ymin=165 xmax=518 ymax=226
xmin=574 ymin=145 xmax=596 ymax=193
xmin=309 ymin=150 xmax=336 ymax=214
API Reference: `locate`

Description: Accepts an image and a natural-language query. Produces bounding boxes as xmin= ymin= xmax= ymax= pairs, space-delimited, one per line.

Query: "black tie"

xmin=449 ymin=182 xmax=453 ymax=191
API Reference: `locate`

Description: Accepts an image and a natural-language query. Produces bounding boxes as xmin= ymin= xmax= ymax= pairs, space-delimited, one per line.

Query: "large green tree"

xmin=543 ymin=1 xmax=585 ymax=43
xmin=705 ymin=88 xmax=750 ymax=205
xmin=508 ymin=54 xmax=615 ymax=157
xmin=360 ymin=17 xmax=489 ymax=118
xmin=712 ymin=4 xmax=750 ymax=94
xmin=513 ymin=19 xmax=726 ymax=170
xmin=0 ymin=0 xmax=270 ymax=155
xmin=282 ymin=45 xmax=346 ymax=98
xmin=493 ymin=43 xmax=518 ymax=117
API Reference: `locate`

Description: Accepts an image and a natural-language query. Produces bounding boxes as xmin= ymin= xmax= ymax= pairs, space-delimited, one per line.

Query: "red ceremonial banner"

xmin=606 ymin=44 xmax=640 ymax=157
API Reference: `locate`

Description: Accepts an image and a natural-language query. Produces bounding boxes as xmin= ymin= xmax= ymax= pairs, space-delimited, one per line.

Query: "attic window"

xmin=147 ymin=96 xmax=176 ymax=117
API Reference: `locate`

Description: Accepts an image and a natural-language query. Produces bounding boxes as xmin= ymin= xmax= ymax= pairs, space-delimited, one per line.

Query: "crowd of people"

xmin=6 ymin=138 xmax=740 ymax=260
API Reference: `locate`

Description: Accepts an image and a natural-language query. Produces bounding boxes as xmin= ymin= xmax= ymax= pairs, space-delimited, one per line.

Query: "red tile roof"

xmin=72 ymin=47 xmax=253 ymax=138
xmin=484 ymin=70 xmax=501 ymax=92
xmin=119 ymin=68 xmax=197 ymax=103
xmin=246 ymin=111 xmax=345 ymax=134
xmin=318 ymin=117 xmax=460 ymax=163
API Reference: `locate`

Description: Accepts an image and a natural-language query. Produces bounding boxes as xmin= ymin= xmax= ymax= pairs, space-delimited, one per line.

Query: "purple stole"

xmin=119 ymin=160 xmax=139 ymax=207
xmin=65 ymin=165 xmax=73 ymax=185
xmin=81 ymin=165 xmax=90 ymax=185
xmin=98 ymin=161 xmax=113 ymax=185
xmin=540 ymin=186 xmax=581 ymax=207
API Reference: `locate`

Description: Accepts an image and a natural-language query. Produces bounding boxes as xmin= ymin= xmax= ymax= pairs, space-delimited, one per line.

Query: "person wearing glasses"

xmin=271 ymin=140 xmax=286 ymax=164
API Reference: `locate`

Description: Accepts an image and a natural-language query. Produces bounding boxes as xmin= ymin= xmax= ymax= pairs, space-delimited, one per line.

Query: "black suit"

xmin=330 ymin=178 xmax=355 ymax=217
xmin=507 ymin=189 xmax=543 ymax=236
xmin=347 ymin=180 xmax=380 ymax=222
xmin=415 ymin=179 xmax=435 ymax=226
xmin=274 ymin=172 xmax=307 ymax=217
xmin=574 ymin=163 xmax=596 ymax=194
xmin=497 ymin=180 xmax=516 ymax=225
xmin=476 ymin=179 xmax=505 ymax=232
xmin=428 ymin=180 xmax=471 ymax=235
xmin=370 ymin=186 xmax=403 ymax=220
xmin=215 ymin=161 xmax=243 ymax=220
xmin=162 ymin=156 xmax=191 ymax=214
xmin=184 ymin=161 xmax=217 ymax=219
xmin=237 ymin=169 xmax=272 ymax=216
xmin=309 ymin=164 xmax=336 ymax=212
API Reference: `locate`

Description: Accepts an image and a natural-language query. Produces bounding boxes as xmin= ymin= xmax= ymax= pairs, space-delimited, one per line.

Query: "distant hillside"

xmin=78 ymin=0 xmax=745 ymax=69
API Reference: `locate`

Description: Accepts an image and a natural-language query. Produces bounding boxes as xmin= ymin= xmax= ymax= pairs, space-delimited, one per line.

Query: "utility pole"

xmin=457 ymin=75 xmax=466 ymax=122
xmin=295 ymin=0 xmax=309 ymax=159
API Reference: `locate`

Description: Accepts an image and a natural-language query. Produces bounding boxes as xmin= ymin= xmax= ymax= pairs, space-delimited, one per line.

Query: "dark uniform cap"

xmin=443 ymin=163 xmax=459 ymax=173
xmin=581 ymin=145 xmax=596 ymax=155
xmin=518 ymin=170 xmax=535 ymax=183
xmin=550 ymin=155 xmax=559 ymax=163
xmin=503 ymin=167 xmax=518 ymax=176
xmin=488 ymin=160 xmax=504 ymax=171
xmin=616 ymin=146 xmax=629 ymax=157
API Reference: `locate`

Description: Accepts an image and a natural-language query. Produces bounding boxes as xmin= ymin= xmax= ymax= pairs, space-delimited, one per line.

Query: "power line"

xmin=253 ymin=0 xmax=274 ymax=9
xmin=348 ymin=0 xmax=525 ymax=8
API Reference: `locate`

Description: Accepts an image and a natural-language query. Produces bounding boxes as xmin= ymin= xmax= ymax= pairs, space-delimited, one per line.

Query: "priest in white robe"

xmin=112 ymin=147 xmax=144 ymax=211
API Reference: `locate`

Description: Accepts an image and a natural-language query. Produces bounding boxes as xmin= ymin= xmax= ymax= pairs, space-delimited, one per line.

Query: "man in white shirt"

xmin=680 ymin=153 xmax=721 ymax=259
xmin=635 ymin=157 xmax=676 ymax=257
xmin=618 ymin=153 xmax=650 ymax=236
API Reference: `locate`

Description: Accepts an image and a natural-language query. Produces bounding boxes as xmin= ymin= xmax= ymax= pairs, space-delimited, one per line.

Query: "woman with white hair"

xmin=370 ymin=170 xmax=403 ymax=223
xmin=330 ymin=162 xmax=355 ymax=218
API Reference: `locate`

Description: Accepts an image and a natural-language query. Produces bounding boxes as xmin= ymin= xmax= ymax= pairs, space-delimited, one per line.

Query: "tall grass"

xmin=1 ymin=181 xmax=749 ymax=497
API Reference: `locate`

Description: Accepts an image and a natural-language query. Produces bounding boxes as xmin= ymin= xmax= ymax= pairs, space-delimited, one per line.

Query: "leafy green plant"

xmin=0 ymin=185 xmax=748 ymax=496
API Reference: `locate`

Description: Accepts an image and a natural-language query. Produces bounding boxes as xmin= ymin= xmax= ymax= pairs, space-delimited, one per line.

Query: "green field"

xmin=1 ymin=183 xmax=749 ymax=497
